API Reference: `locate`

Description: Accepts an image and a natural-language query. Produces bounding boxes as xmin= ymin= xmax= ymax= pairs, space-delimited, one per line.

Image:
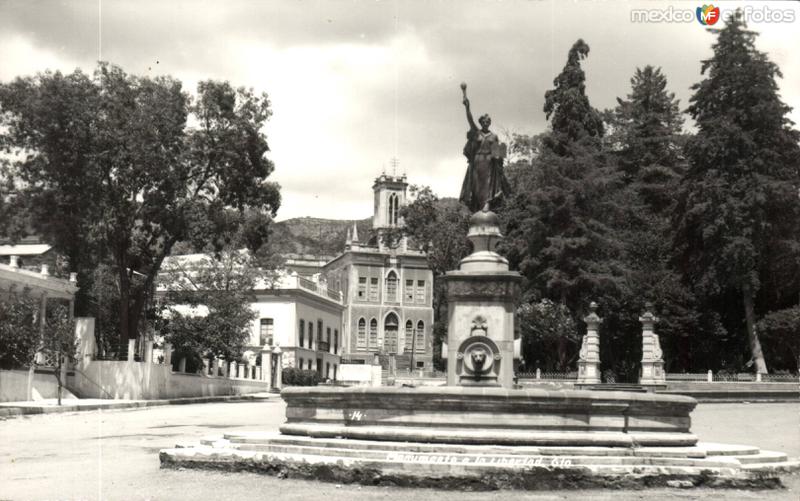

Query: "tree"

xmin=502 ymin=39 xmax=621 ymax=372
xmin=0 ymin=286 xmax=39 ymax=370
xmin=601 ymin=66 xmax=718 ymax=374
xmin=517 ymin=299 xmax=578 ymax=371
xmin=674 ymin=13 xmax=800 ymax=374
xmin=0 ymin=64 xmax=281 ymax=347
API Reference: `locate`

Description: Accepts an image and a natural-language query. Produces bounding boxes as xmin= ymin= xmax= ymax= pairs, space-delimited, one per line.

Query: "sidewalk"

xmin=0 ymin=392 xmax=278 ymax=418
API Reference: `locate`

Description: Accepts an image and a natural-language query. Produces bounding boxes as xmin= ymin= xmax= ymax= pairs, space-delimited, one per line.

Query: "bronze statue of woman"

xmin=459 ymin=82 xmax=510 ymax=213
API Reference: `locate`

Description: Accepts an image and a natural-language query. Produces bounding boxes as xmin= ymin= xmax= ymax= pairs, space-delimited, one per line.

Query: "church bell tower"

xmin=372 ymin=171 xmax=408 ymax=230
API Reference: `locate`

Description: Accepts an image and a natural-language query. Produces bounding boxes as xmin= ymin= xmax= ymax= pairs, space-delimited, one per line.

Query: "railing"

xmin=294 ymin=276 xmax=343 ymax=303
xmin=94 ymin=342 xmax=134 ymax=361
xmin=517 ymin=371 xmax=578 ymax=381
xmin=666 ymin=373 xmax=709 ymax=381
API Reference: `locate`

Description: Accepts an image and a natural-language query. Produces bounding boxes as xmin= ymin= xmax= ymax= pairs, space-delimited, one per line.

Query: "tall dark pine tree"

xmin=675 ymin=13 xmax=800 ymax=374
xmin=502 ymin=39 xmax=619 ymax=370
xmin=606 ymin=66 xmax=719 ymax=373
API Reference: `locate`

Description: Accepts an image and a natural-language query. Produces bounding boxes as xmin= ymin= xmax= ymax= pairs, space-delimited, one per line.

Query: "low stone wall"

xmin=0 ymin=369 xmax=78 ymax=402
xmin=338 ymin=364 xmax=382 ymax=387
xmin=70 ymin=361 xmax=271 ymax=400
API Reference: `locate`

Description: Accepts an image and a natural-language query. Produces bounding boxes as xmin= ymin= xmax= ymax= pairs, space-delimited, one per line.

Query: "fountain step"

xmin=727 ymin=451 xmax=788 ymax=464
xmin=279 ymin=422 xmax=697 ymax=447
xmin=160 ymin=442 xmax=797 ymax=485
xmin=225 ymin=432 xmax=710 ymax=458
xmin=230 ymin=443 xmax=747 ymax=468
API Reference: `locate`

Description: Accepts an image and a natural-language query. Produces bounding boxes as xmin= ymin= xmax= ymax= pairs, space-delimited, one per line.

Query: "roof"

xmin=0 ymin=244 xmax=53 ymax=256
xmin=0 ymin=263 xmax=78 ymax=299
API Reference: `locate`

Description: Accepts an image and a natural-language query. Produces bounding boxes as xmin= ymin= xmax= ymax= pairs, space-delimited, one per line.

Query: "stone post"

xmin=220 ymin=359 xmax=228 ymax=378
xmin=127 ymin=339 xmax=136 ymax=362
xmin=639 ymin=306 xmax=665 ymax=385
xmin=577 ymin=302 xmax=602 ymax=384
xmin=164 ymin=343 xmax=173 ymax=366
xmin=144 ymin=340 xmax=154 ymax=363
xmin=202 ymin=358 xmax=210 ymax=376
xmin=536 ymin=368 xmax=541 ymax=380
xmin=210 ymin=357 xmax=219 ymax=376
xmin=261 ymin=345 xmax=273 ymax=390
xmin=237 ymin=363 xmax=244 ymax=379
xmin=273 ymin=346 xmax=283 ymax=390
xmin=230 ymin=361 xmax=237 ymax=379
xmin=707 ymin=370 xmax=713 ymax=383
xmin=178 ymin=357 xmax=187 ymax=373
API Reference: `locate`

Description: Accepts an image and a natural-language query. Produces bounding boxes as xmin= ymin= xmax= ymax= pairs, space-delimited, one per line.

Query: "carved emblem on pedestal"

xmin=456 ymin=335 xmax=501 ymax=386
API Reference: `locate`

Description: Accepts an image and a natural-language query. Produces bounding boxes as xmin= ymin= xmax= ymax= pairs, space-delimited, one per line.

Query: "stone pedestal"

xmin=577 ymin=302 xmax=602 ymax=384
xmin=639 ymin=309 xmax=665 ymax=384
xmin=445 ymin=209 xmax=522 ymax=389
xmin=261 ymin=346 xmax=273 ymax=389
xmin=273 ymin=346 xmax=283 ymax=390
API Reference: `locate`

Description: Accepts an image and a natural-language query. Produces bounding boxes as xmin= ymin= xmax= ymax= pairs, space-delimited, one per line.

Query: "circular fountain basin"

xmin=279 ymin=385 xmax=698 ymax=447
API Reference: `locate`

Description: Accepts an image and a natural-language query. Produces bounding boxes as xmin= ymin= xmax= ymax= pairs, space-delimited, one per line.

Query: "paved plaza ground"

xmin=0 ymin=398 xmax=797 ymax=500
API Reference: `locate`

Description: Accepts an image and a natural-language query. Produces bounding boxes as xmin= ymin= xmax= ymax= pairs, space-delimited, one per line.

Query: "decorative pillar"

xmin=639 ymin=306 xmax=665 ymax=385
xmin=261 ymin=345 xmax=273 ymax=389
xmin=230 ymin=361 xmax=237 ymax=378
xmin=144 ymin=340 xmax=154 ymax=363
xmin=164 ymin=343 xmax=173 ymax=365
xmin=577 ymin=302 xmax=602 ymax=384
xmin=273 ymin=346 xmax=283 ymax=390
xmin=127 ymin=339 xmax=136 ymax=362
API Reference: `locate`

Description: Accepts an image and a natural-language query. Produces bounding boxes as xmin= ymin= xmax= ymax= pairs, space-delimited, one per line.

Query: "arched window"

xmin=357 ymin=318 xmax=366 ymax=350
xmin=383 ymin=312 xmax=399 ymax=354
xmin=387 ymin=193 xmax=400 ymax=226
xmin=369 ymin=318 xmax=378 ymax=348
xmin=385 ymin=271 xmax=398 ymax=303
xmin=404 ymin=320 xmax=414 ymax=351
xmin=416 ymin=320 xmax=425 ymax=352
xmin=387 ymin=193 xmax=395 ymax=225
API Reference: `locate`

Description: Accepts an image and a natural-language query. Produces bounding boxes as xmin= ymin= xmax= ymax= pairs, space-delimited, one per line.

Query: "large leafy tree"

xmin=0 ymin=64 xmax=280 ymax=347
xmin=674 ymin=13 xmax=800 ymax=374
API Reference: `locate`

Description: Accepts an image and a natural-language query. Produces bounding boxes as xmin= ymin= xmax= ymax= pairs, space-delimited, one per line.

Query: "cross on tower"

xmin=389 ymin=157 xmax=400 ymax=176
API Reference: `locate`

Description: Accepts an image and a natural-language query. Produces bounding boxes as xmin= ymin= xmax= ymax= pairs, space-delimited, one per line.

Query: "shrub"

xmin=282 ymin=367 xmax=321 ymax=386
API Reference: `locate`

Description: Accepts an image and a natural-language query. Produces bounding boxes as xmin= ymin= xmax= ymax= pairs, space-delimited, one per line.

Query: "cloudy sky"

xmin=1 ymin=0 xmax=798 ymax=221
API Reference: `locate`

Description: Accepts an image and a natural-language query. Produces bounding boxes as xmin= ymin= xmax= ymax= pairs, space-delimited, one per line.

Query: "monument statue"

xmin=459 ymin=82 xmax=510 ymax=213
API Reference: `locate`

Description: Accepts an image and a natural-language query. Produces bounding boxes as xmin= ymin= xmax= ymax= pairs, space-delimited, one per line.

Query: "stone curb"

xmin=0 ymin=393 xmax=277 ymax=419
